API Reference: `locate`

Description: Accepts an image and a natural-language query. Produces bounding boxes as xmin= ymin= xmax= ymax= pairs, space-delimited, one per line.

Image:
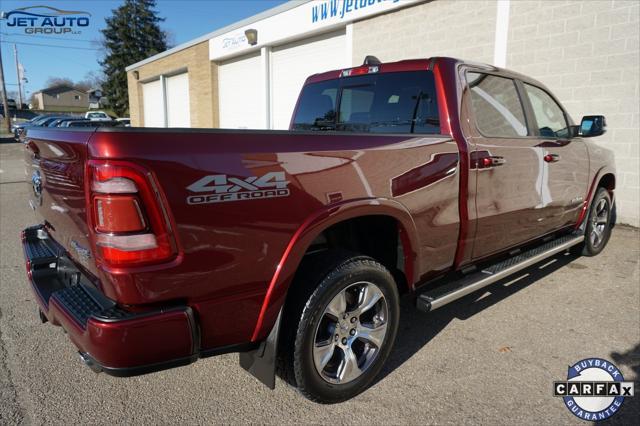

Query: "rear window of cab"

xmin=292 ymin=70 xmax=440 ymax=134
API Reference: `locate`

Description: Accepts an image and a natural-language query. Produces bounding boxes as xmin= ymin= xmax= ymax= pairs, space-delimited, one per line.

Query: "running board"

xmin=416 ymin=234 xmax=584 ymax=312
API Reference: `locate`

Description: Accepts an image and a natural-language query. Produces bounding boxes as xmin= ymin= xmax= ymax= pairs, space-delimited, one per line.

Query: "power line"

xmin=0 ymin=40 xmax=101 ymax=51
xmin=0 ymin=32 xmax=98 ymax=43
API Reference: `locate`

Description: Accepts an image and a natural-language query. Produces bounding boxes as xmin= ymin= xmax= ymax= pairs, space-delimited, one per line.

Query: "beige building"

xmin=126 ymin=0 xmax=639 ymax=226
xmin=33 ymin=85 xmax=89 ymax=111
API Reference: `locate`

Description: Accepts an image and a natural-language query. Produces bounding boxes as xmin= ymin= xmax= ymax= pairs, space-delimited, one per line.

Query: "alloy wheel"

xmin=589 ymin=198 xmax=609 ymax=248
xmin=312 ymin=281 xmax=388 ymax=384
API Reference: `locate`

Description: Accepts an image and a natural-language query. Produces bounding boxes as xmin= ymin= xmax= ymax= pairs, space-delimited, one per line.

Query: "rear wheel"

xmin=278 ymin=251 xmax=400 ymax=403
xmin=574 ymin=187 xmax=613 ymax=256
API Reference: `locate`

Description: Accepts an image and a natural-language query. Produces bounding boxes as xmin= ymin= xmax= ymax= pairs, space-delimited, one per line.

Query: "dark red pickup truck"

xmin=22 ymin=57 xmax=615 ymax=403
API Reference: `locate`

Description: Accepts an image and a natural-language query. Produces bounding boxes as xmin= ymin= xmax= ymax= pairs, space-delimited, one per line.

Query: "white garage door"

xmin=218 ymin=51 xmax=264 ymax=129
xmin=271 ymin=30 xmax=348 ymax=129
xmin=142 ymin=79 xmax=164 ymax=127
xmin=166 ymin=73 xmax=191 ymax=127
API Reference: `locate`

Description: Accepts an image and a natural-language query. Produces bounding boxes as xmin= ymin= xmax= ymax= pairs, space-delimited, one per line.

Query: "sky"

xmin=0 ymin=0 xmax=287 ymax=100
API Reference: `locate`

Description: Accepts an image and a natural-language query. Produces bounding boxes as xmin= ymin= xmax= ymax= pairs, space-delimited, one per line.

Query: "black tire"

xmin=277 ymin=250 xmax=400 ymax=403
xmin=573 ymin=187 xmax=613 ymax=256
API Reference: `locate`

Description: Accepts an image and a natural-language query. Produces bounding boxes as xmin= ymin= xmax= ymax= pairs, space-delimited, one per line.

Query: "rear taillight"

xmin=87 ymin=160 xmax=177 ymax=267
xmin=94 ymin=195 xmax=146 ymax=232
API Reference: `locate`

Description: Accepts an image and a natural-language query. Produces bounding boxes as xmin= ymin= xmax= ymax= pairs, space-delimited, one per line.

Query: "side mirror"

xmin=580 ymin=115 xmax=606 ymax=137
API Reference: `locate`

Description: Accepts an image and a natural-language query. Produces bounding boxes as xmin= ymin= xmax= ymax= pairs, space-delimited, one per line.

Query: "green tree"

xmin=100 ymin=0 xmax=167 ymax=116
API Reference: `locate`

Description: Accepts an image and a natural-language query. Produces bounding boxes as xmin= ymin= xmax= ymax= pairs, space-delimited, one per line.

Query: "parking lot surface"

xmin=1 ymin=140 xmax=638 ymax=424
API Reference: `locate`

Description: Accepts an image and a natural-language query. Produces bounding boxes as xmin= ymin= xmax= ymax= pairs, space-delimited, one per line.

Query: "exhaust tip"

xmin=79 ymin=352 xmax=103 ymax=374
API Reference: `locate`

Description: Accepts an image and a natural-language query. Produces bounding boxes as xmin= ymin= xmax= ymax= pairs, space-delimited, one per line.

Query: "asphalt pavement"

xmin=0 ymin=140 xmax=638 ymax=424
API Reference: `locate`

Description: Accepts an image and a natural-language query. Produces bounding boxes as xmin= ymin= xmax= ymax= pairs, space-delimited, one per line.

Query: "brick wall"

xmin=352 ymin=0 xmax=497 ymax=65
xmin=353 ymin=0 xmax=639 ymax=226
xmin=127 ymin=41 xmax=218 ymax=128
xmin=506 ymin=0 xmax=639 ymax=226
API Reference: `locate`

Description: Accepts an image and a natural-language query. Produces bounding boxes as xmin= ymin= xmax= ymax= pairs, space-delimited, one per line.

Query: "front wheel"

xmin=280 ymin=251 xmax=400 ymax=403
xmin=574 ymin=187 xmax=613 ymax=256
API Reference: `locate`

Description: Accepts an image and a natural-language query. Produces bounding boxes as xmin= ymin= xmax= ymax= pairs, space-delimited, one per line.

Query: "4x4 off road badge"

xmin=186 ymin=172 xmax=290 ymax=205
xmin=554 ymin=358 xmax=634 ymax=421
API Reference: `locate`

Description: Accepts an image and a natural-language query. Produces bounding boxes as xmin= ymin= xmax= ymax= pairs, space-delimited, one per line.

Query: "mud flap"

xmin=239 ymin=309 xmax=282 ymax=389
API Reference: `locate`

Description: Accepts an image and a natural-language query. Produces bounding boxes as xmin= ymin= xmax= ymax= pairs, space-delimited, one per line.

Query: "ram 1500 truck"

xmin=21 ymin=57 xmax=615 ymax=403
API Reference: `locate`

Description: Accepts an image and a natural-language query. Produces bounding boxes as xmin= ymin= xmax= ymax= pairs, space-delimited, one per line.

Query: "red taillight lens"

xmin=87 ymin=160 xmax=177 ymax=267
xmin=94 ymin=195 xmax=146 ymax=233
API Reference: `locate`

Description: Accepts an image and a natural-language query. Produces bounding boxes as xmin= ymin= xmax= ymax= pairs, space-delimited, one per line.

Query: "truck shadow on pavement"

xmin=379 ymin=251 xmax=580 ymax=382
xmin=607 ymin=343 xmax=640 ymax=423
xmin=375 ymin=250 xmax=639 ymax=423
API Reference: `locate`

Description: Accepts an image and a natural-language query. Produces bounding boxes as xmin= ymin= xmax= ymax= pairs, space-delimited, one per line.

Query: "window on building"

xmin=292 ymin=71 xmax=440 ymax=134
xmin=74 ymin=95 xmax=81 ymax=100
xmin=467 ymin=72 xmax=528 ymax=138
xmin=523 ymin=83 xmax=569 ymax=138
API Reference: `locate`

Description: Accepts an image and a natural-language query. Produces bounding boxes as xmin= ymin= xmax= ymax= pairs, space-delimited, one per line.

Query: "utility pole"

xmin=0 ymin=43 xmax=11 ymax=133
xmin=13 ymin=44 xmax=23 ymax=109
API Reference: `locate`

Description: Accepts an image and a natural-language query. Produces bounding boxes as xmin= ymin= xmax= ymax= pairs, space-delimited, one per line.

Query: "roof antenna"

xmin=363 ymin=55 xmax=381 ymax=65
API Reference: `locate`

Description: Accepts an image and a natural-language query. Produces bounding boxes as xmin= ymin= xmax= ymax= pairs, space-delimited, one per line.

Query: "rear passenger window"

xmin=467 ymin=72 xmax=528 ymax=138
xmin=524 ymin=83 xmax=569 ymax=138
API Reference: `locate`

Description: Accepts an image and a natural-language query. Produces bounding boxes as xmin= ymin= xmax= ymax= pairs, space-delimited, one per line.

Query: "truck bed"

xmin=23 ymin=126 xmax=461 ymax=350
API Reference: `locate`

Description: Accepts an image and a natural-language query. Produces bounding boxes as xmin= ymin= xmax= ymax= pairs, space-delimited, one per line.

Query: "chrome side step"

xmin=416 ymin=234 xmax=584 ymax=312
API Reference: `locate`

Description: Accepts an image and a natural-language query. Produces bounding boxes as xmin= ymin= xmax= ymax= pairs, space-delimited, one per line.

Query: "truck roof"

xmin=304 ymin=56 xmax=539 ymax=88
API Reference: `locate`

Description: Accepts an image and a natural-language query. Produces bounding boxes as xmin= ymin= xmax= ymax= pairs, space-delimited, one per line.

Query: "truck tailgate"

xmin=24 ymin=128 xmax=96 ymax=272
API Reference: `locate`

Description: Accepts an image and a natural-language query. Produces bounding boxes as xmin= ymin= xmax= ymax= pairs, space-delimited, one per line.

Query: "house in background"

xmin=87 ymin=88 xmax=108 ymax=109
xmin=32 ymin=85 xmax=89 ymax=111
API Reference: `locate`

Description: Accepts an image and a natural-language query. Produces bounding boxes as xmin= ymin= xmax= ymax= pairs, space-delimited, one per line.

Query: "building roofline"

xmin=33 ymin=85 xmax=87 ymax=95
xmin=125 ymin=0 xmax=310 ymax=72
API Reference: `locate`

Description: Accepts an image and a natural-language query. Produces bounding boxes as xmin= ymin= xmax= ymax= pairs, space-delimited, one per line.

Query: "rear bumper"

xmin=21 ymin=225 xmax=198 ymax=375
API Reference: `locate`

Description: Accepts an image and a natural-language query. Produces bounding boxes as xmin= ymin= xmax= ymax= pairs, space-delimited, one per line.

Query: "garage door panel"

xmin=271 ymin=30 xmax=347 ymax=129
xmin=142 ymin=79 xmax=164 ymax=127
xmin=218 ymin=52 xmax=264 ymax=129
xmin=166 ymin=73 xmax=191 ymax=127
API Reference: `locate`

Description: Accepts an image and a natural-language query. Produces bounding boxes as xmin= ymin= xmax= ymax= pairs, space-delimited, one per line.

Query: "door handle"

xmin=490 ymin=156 xmax=506 ymax=166
xmin=544 ymin=153 xmax=560 ymax=163
xmin=481 ymin=156 xmax=506 ymax=167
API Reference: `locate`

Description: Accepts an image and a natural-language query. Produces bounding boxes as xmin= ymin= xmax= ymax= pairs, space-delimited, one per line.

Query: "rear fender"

xmin=250 ymin=198 xmax=419 ymax=342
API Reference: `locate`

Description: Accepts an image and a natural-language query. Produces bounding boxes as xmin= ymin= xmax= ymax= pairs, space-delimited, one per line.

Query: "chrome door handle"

xmin=479 ymin=156 xmax=506 ymax=168
xmin=489 ymin=156 xmax=506 ymax=166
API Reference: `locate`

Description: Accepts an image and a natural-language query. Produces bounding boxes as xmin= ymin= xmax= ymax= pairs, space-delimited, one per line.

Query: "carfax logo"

xmin=186 ymin=172 xmax=290 ymax=205
xmin=2 ymin=5 xmax=90 ymax=35
xmin=554 ymin=358 xmax=635 ymax=421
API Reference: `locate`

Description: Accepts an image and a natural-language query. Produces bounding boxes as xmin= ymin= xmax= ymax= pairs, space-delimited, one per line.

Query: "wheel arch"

xmin=250 ymin=198 xmax=419 ymax=342
xmin=598 ymin=172 xmax=615 ymax=193
xmin=576 ymin=167 xmax=616 ymax=229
